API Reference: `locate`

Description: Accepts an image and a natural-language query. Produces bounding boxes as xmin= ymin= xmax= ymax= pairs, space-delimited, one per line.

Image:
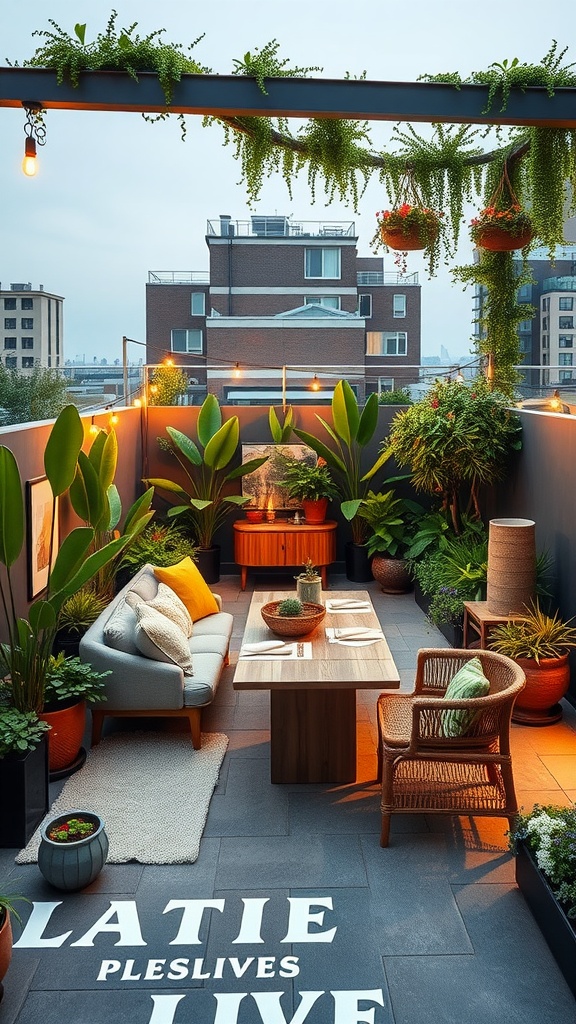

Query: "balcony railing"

xmin=206 ymin=217 xmax=355 ymax=238
xmin=148 ymin=272 xmax=210 ymax=284
xmin=357 ymin=271 xmax=419 ymax=286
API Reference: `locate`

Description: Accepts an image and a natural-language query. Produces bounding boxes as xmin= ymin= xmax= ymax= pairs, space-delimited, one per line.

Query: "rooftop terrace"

xmin=1 ymin=573 xmax=575 ymax=1024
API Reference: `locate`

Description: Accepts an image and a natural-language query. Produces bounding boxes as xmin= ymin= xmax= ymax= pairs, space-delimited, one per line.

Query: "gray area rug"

xmin=16 ymin=731 xmax=228 ymax=865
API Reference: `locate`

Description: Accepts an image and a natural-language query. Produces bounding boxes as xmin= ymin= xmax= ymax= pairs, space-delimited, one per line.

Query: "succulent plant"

xmin=278 ymin=598 xmax=303 ymax=617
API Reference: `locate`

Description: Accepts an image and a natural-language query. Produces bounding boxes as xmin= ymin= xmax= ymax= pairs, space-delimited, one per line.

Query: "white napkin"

xmin=326 ymin=627 xmax=384 ymax=641
xmin=240 ymin=641 xmax=294 ymax=657
xmin=327 ymin=599 xmax=371 ymax=609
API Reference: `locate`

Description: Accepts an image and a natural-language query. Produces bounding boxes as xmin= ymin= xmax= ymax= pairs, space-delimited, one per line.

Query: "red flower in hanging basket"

xmin=376 ymin=203 xmax=441 ymax=252
xmin=470 ymin=205 xmax=534 ymax=251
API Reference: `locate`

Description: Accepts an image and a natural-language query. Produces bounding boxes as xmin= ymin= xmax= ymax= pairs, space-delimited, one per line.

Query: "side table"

xmin=463 ymin=600 xmax=526 ymax=649
xmin=233 ymin=520 xmax=337 ymax=591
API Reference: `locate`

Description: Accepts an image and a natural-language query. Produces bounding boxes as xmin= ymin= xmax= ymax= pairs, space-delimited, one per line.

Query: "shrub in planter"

xmin=39 ymin=655 xmax=110 ymax=773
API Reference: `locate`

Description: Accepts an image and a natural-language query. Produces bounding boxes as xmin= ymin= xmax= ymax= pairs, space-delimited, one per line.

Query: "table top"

xmin=233 ymin=590 xmax=400 ymax=691
xmin=233 ymin=520 xmax=337 ymax=533
xmin=463 ymin=600 xmax=528 ymax=624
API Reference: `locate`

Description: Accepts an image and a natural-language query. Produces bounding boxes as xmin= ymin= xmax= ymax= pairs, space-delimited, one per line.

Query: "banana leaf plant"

xmin=0 ymin=405 xmax=154 ymax=715
xmin=145 ymin=393 xmax=268 ymax=549
xmin=293 ymin=379 xmax=391 ymax=544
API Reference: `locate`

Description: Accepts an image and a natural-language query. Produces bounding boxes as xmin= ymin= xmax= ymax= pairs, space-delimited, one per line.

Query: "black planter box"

xmin=0 ymin=735 xmax=49 ymax=848
xmin=516 ymin=841 xmax=576 ymax=997
xmin=413 ymin=583 xmax=464 ymax=647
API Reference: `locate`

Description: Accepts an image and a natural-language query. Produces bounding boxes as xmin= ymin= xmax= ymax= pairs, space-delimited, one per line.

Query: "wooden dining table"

xmin=233 ymin=590 xmax=400 ymax=783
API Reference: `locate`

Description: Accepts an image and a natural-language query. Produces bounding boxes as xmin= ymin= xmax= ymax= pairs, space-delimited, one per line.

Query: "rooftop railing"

xmin=148 ymin=271 xmax=210 ymax=284
xmin=206 ymin=216 xmax=355 ymax=238
xmin=357 ymin=271 xmax=419 ymax=286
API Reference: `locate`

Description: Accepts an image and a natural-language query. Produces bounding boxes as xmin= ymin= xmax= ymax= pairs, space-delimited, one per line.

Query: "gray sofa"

xmin=79 ymin=564 xmax=233 ymax=749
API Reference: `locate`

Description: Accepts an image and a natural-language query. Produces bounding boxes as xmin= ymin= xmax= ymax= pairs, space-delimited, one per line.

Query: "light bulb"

xmin=310 ymin=375 xmax=321 ymax=392
xmin=22 ymin=137 xmax=37 ymax=177
xmin=109 ymin=414 xmax=119 ymax=426
xmin=133 ymin=398 xmax=142 ymax=407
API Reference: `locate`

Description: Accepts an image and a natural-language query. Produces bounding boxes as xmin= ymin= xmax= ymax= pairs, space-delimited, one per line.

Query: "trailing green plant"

xmin=293 ymin=380 xmax=391 ymax=545
xmin=0 ymin=707 xmax=50 ymax=757
xmin=278 ymin=598 xmax=303 ymax=617
xmin=148 ymin=364 xmax=189 ymax=406
xmin=0 ymin=888 xmax=30 ymax=926
xmin=378 ymin=387 xmax=413 ymax=406
xmin=144 ymin=393 xmax=268 ymax=549
xmin=509 ymin=803 xmax=576 ymax=920
xmin=57 ymin=586 xmax=108 ymax=636
xmin=278 ymin=457 xmax=338 ymax=502
xmin=117 ymin=521 xmax=197 ymax=573
xmin=386 ymin=378 xmax=523 ymax=530
xmin=489 ymin=602 xmax=576 ymax=662
xmin=43 ymin=653 xmax=110 ymax=706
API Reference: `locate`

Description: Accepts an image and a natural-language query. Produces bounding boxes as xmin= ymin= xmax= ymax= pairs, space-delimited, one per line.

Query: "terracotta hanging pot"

xmin=476 ymin=224 xmax=534 ymax=252
xmin=380 ymin=218 xmax=440 ymax=252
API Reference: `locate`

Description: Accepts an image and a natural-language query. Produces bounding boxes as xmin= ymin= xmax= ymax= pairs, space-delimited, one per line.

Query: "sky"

xmin=1 ymin=0 xmax=575 ymax=366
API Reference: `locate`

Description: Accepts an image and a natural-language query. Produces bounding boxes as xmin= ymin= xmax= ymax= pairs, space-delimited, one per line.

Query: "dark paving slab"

xmin=288 ymin=785 xmax=381 ymax=834
xmin=203 ymin=758 xmax=289 ymax=838
xmin=201 ymin=888 xmax=293 ymax=993
xmin=0 ymin=955 xmax=40 ymax=1024
xmin=215 ymin=835 xmax=368 ymax=890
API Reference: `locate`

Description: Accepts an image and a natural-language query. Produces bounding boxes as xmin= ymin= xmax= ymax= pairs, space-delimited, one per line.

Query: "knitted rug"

xmin=16 ymin=731 xmax=228 ymax=865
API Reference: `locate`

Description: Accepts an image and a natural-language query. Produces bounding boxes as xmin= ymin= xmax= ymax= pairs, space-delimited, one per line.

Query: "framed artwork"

xmin=241 ymin=443 xmax=316 ymax=510
xmin=26 ymin=476 xmax=59 ymax=599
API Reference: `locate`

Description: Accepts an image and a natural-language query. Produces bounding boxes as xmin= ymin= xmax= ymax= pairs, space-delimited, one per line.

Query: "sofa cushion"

xmin=183 ymin=652 xmax=223 ymax=706
xmin=102 ymin=600 xmax=139 ymax=655
xmin=126 ymin=582 xmax=193 ymax=638
xmin=127 ymin=567 xmax=159 ymax=602
xmin=154 ymin=557 xmax=219 ymax=621
xmin=133 ymin=604 xmax=194 ymax=676
xmin=441 ymin=657 xmax=490 ymax=737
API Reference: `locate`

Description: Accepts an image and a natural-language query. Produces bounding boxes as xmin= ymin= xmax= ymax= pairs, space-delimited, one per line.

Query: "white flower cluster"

xmin=526 ymin=811 xmax=567 ymax=877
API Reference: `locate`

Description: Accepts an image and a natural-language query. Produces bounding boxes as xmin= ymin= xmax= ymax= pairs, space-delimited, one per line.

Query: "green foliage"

xmin=428 ymin=587 xmax=467 ymax=627
xmin=489 ymin=603 xmax=576 ymax=662
xmin=386 ymin=379 xmax=522 ymax=530
xmin=294 ymin=380 xmax=391 ymax=544
xmin=509 ymin=803 xmax=576 ymax=920
xmin=296 ymin=559 xmax=321 ymax=582
xmin=410 ymin=529 xmax=489 ymax=600
xmin=145 ymin=393 xmax=268 ymax=548
xmin=278 ymin=457 xmax=338 ymax=501
xmin=148 ymin=365 xmax=189 ymax=406
xmin=278 ymin=598 xmax=303 ymax=617
xmin=378 ymin=388 xmax=413 ymax=406
xmin=269 ymin=406 xmax=294 ymax=443
xmin=44 ymin=654 xmax=110 ymax=705
xmin=0 ymin=888 xmax=30 ymax=926
xmin=357 ymin=489 xmax=422 ymax=558
xmin=57 ymin=587 xmax=108 ymax=635
xmin=0 ymin=706 xmax=50 ymax=757
xmin=117 ymin=521 xmax=196 ymax=573
xmin=0 ymin=364 xmax=69 ymax=426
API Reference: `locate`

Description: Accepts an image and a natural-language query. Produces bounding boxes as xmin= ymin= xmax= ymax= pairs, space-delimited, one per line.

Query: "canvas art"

xmin=26 ymin=476 xmax=58 ymax=598
xmin=241 ymin=444 xmax=316 ymax=509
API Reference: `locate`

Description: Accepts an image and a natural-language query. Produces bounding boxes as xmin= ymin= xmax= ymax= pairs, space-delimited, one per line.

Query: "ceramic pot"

xmin=380 ymin=218 xmax=439 ymax=251
xmin=486 ymin=518 xmax=536 ymax=615
xmin=296 ymin=576 xmax=322 ymax=605
xmin=371 ymin=556 xmax=412 ymax=594
xmin=39 ymin=699 xmax=86 ymax=775
xmin=476 ymin=225 xmax=533 ymax=251
xmin=195 ymin=545 xmax=221 ymax=584
xmin=301 ymin=498 xmax=328 ymax=524
xmin=345 ymin=542 xmax=373 ymax=583
xmin=38 ymin=810 xmax=109 ymax=892
xmin=245 ymin=509 xmax=264 ymax=523
xmin=512 ymin=654 xmax=571 ymax=725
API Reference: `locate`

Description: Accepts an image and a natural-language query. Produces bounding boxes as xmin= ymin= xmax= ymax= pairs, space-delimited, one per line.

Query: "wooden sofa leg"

xmin=189 ymin=709 xmax=202 ymax=750
xmin=380 ymin=814 xmax=391 ymax=848
xmin=91 ymin=710 xmax=105 ymax=746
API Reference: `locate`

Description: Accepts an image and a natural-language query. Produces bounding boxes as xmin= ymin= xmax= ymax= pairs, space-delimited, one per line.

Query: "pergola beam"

xmin=2 ymin=68 xmax=576 ymax=127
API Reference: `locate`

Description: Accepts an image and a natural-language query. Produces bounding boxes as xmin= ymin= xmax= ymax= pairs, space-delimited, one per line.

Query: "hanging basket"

xmin=380 ymin=216 xmax=440 ymax=252
xmin=475 ymin=223 xmax=534 ymax=252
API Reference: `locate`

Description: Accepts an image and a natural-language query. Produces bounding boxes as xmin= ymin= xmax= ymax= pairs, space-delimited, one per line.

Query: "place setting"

xmin=325 ymin=626 xmax=386 ymax=647
xmin=238 ymin=640 xmax=312 ymax=660
xmin=325 ymin=597 xmax=373 ymax=614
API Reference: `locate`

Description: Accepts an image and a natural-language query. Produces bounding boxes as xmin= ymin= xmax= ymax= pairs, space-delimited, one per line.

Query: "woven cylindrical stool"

xmin=486 ymin=518 xmax=536 ymax=614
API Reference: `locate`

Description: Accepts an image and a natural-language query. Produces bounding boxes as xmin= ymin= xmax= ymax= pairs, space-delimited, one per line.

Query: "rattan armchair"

xmin=377 ymin=649 xmax=526 ymax=847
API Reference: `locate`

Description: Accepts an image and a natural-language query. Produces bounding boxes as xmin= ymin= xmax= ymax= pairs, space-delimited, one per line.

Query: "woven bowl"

xmin=260 ymin=601 xmax=326 ymax=638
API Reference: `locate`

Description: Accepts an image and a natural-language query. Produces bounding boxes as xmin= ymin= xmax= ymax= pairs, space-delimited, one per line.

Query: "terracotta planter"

xmin=371 ymin=556 xmax=412 ymax=594
xmin=512 ymin=653 xmax=571 ymax=725
xmin=380 ymin=219 xmax=439 ymax=251
xmin=0 ymin=910 xmax=13 ymax=1002
xmin=476 ymin=225 xmax=533 ymax=251
xmin=301 ymin=498 xmax=328 ymax=524
xmin=39 ymin=698 xmax=86 ymax=774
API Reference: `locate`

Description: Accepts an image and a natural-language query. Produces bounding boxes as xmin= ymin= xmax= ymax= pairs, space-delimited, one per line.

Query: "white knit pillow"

xmin=126 ymin=582 xmax=193 ymax=638
xmin=133 ymin=604 xmax=194 ymax=676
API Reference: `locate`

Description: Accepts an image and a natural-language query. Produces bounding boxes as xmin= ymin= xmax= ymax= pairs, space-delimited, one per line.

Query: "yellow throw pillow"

xmin=154 ymin=557 xmax=219 ymax=621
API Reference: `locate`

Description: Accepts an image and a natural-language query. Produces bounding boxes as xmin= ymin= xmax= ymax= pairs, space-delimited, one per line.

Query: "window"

xmin=191 ymin=292 xmax=205 ymax=316
xmin=559 ymin=370 xmax=573 ymax=382
xmin=542 ymin=316 xmax=549 ymax=330
xmin=542 ymin=335 xmax=549 ymax=349
xmin=366 ymin=331 xmax=407 ymax=356
xmin=4 ymin=337 xmax=17 ymax=350
xmin=21 ymin=297 xmax=33 ymax=310
xmin=559 ymin=335 xmax=574 ymax=348
xmin=21 ymin=337 xmax=34 ymax=349
xmin=559 ymin=316 xmax=574 ymax=329
xmin=5 ymin=356 xmax=17 ymax=369
xmin=559 ymin=353 xmax=573 ymax=366
xmin=358 ymin=294 xmax=372 ymax=317
xmin=559 ymin=297 xmax=574 ymax=311
xmin=304 ymin=295 xmax=341 ymax=309
xmin=393 ymin=294 xmax=407 ymax=318
xmin=304 ymin=248 xmax=340 ymax=279
xmin=378 ymin=377 xmax=394 ymax=394
xmin=21 ymin=357 xmax=35 ymax=368
xmin=4 ymin=318 xmax=16 ymax=330
xmin=519 ymin=284 xmax=533 ymax=302
xmin=171 ymin=329 xmax=203 ymax=353
xmin=518 ymin=320 xmax=532 ymax=332
xmin=21 ymin=318 xmax=33 ymax=330
xmin=3 ymin=298 xmax=16 ymax=310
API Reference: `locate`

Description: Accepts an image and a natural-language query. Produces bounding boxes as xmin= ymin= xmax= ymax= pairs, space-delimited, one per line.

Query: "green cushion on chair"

xmin=441 ymin=657 xmax=490 ymax=737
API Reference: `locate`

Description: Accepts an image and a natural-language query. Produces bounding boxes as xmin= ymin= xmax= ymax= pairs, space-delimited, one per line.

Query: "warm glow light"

xmin=164 ymin=358 xmax=174 ymax=366
xmin=232 ymin=362 xmax=241 ymax=379
xmin=22 ymin=137 xmax=37 ymax=177
xmin=149 ymin=384 xmax=158 ymax=394
xmin=266 ymin=496 xmax=276 ymax=522
xmin=89 ymin=418 xmax=99 ymax=436
xmin=133 ymin=398 xmax=142 ymax=407
xmin=549 ymin=389 xmax=562 ymax=412
xmin=310 ymin=374 xmax=321 ymax=392
xmin=109 ymin=414 xmax=119 ymax=426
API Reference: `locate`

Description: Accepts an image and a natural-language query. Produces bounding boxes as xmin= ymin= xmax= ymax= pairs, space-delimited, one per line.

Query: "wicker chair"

xmin=377 ymin=648 xmax=526 ymax=847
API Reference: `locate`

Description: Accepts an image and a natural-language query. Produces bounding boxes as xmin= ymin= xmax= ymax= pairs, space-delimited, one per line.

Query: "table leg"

xmin=320 ymin=565 xmax=327 ymax=588
xmin=463 ymin=608 xmax=470 ymax=648
xmin=270 ymin=688 xmax=356 ymax=783
xmin=240 ymin=566 xmax=247 ymax=591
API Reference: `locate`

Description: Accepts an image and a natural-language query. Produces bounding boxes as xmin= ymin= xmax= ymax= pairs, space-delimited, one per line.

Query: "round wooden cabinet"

xmin=233 ymin=520 xmax=337 ymax=590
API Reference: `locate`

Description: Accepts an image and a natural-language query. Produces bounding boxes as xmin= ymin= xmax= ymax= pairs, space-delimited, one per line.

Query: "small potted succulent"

xmin=261 ymin=597 xmax=325 ymax=638
xmin=295 ymin=559 xmax=322 ymax=605
xmin=489 ymin=603 xmax=576 ymax=724
xmin=38 ymin=809 xmax=109 ymax=892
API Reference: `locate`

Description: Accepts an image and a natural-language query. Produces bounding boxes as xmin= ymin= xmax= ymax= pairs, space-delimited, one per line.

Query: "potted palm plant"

xmin=145 ymin=394 xmax=268 ymax=583
xmin=294 ymin=380 xmax=391 ymax=582
xmin=489 ymin=603 xmax=576 ymax=724
xmin=279 ymin=456 xmax=338 ymax=523
xmin=357 ymin=490 xmax=421 ymax=594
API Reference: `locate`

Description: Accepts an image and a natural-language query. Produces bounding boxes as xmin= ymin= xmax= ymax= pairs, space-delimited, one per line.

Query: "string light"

xmin=109 ymin=413 xmax=119 ymax=426
xmin=89 ymin=416 xmax=99 ymax=436
xmin=232 ymin=362 xmax=242 ymax=379
xmin=549 ymin=389 xmax=562 ymax=412
xmin=309 ymin=374 xmax=321 ymax=392
xmin=133 ymin=398 xmax=142 ymax=408
xmin=22 ymin=102 xmax=46 ymax=177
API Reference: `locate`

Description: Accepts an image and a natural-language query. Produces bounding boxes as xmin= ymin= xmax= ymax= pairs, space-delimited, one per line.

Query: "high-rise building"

xmin=1 ymin=282 xmax=64 ymax=371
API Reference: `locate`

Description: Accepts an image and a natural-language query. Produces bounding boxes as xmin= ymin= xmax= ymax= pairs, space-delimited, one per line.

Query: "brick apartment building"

xmin=1 ymin=281 xmax=64 ymax=371
xmin=146 ymin=215 xmax=422 ymax=404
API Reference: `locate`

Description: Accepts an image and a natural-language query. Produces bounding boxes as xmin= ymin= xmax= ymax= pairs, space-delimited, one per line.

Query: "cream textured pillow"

xmin=133 ymin=603 xmax=194 ymax=675
xmin=126 ymin=582 xmax=193 ymax=638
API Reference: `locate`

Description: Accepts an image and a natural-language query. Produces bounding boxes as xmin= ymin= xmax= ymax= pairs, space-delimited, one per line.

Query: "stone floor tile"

xmin=215 ymin=835 xmax=368 ymax=889
xmin=204 ymin=758 xmax=289 ymax=838
xmin=225 ymin=731 xmax=270 ymax=757
xmin=288 ymin=787 xmax=381 ymax=835
xmin=515 ymin=789 xmax=574 ymax=810
xmin=538 ymin=754 xmax=576 ymax=788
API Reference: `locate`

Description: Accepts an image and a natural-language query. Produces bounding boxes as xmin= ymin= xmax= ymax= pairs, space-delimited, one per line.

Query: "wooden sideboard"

xmin=233 ymin=520 xmax=337 ymax=590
